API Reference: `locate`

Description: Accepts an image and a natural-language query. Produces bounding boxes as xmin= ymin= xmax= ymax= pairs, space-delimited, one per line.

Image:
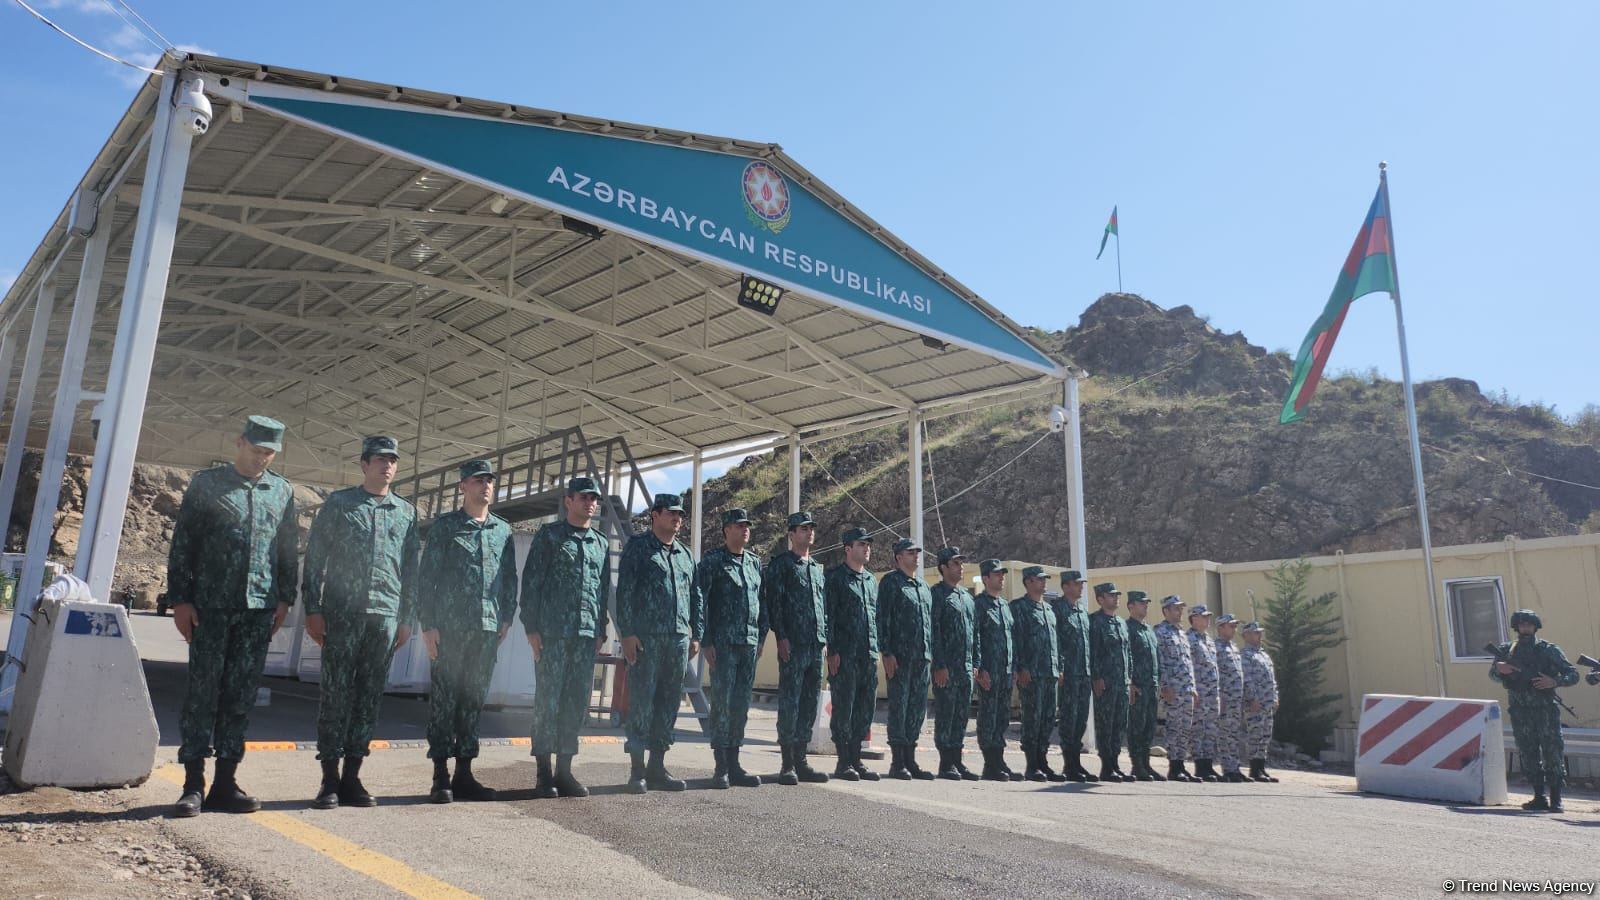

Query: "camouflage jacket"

xmin=763 ymin=551 xmax=828 ymax=647
xmin=877 ymin=569 xmax=933 ymax=664
xmin=930 ymin=582 xmax=977 ymax=675
xmin=616 ymin=531 xmax=701 ymax=638
xmin=1154 ymin=621 xmax=1195 ymax=693
xmin=520 ymin=520 xmax=610 ymax=640
xmin=300 ymin=486 xmax=419 ymax=621
xmin=1127 ymin=618 xmax=1160 ymax=689
xmin=973 ymin=592 xmax=1014 ymax=676
xmin=824 ymin=565 xmax=878 ymax=661
xmin=695 ymin=547 xmax=766 ymax=648
xmin=417 ymin=509 xmax=517 ymax=633
xmin=167 ymin=465 xmax=298 ymax=610
xmin=1241 ymin=645 xmax=1278 ymax=705
xmin=1088 ymin=609 xmax=1131 ymax=687
xmin=1010 ymin=597 xmax=1061 ymax=679
xmin=1216 ymin=639 xmax=1244 ymax=706
xmin=1489 ymin=637 xmax=1580 ymax=708
xmin=1051 ymin=597 xmax=1092 ymax=680
xmin=1189 ymin=629 xmax=1220 ymax=701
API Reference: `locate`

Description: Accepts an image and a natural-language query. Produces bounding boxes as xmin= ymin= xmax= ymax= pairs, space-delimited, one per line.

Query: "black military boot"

xmin=173 ymin=759 xmax=205 ymax=818
xmin=728 ymin=746 xmax=762 ymax=788
xmin=1132 ymin=756 xmax=1154 ymax=782
xmin=887 ymin=745 xmax=913 ymax=780
xmin=1060 ymin=749 xmax=1088 ymax=783
xmin=1144 ymin=755 xmax=1166 ymax=782
xmin=1099 ymin=758 xmax=1122 ymax=782
xmin=312 ymin=758 xmax=341 ymax=809
xmin=981 ymin=748 xmax=1007 ymax=781
xmin=936 ymin=747 xmax=962 ymax=781
xmin=555 ymin=754 xmax=589 ymax=797
xmin=711 ymin=748 xmax=731 ymax=790
xmin=1024 ymin=748 xmax=1047 ymax=782
xmin=646 ymin=750 xmax=686 ymax=791
xmin=203 ymin=759 xmax=261 ymax=813
xmin=1172 ymin=760 xmax=1199 ymax=783
xmin=626 ymin=751 xmax=648 ymax=794
xmin=1257 ymin=760 xmax=1279 ymax=783
xmin=534 ymin=754 xmax=559 ymax=799
xmin=1248 ymin=759 xmax=1267 ymax=782
xmin=1522 ymin=788 xmax=1549 ymax=811
xmin=1548 ymin=784 xmax=1564 ymax=813
xmin=1195 ymin=759 xmax=1221 ymax=782
xmin=452 ymin=757 xmax=497 ymax=801
xmin=1224 ymin=767 xmax=1248 ymax=783
xmin=429 ymin=758 xmax=453 ymax=804
xmin=774 ymin=743 xmax=800 ymax=784
xmin=1039 ymin=752 xmax=1068 ymax=783
xmin=954 ymin=750 xmax=980 ymax=781
xmin=340 ymin=756 xmax=378 ymax=807
xmin=852 ymin=745 xmax=881 ymax=782
xmin=1001 ymin=751 xmax=1025 ymax=782
xmin=793 ymin=744 xmax=829 ymax=784
xmin=833 ymin=743 xmax=861 ymax=781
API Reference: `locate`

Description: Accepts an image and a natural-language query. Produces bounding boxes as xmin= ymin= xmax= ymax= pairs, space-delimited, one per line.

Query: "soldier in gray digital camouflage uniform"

xmin=522 ymin=476 xmax=611 ymax=799
xmin=1187 ymin=604 xmax=1222 ymax=782
xmin=169 ymin=416 xmax=298 ymax=818
xmin=1155 ymin=595 xmax=1199 ymax=783
xmin=930 ymin=547 xmax=979 ymax=781
xmin=301 ymin=435 xmax=419 ymax=810
xmin=1011 ymin=566 xmax=1064 ymax=783
xmin=825 ymin=527 xmax=879 ymax=782
xmin=417 ymin=459 xmax=518 ymax=804
xmin=1051 ymin=570 xmax=1096 ymax=782
xmin=1213 ymin=613 xmax=1249 ymax=782
xmin=1240 ymin=621 xmax=1280 ymax=783
xmin=973 ymin=560 xmax=1022 ymax=781
xmin=696 ymin=508 xmax=767 ymax=789
xmin=762 ymin=512 xmax=830 ymax=786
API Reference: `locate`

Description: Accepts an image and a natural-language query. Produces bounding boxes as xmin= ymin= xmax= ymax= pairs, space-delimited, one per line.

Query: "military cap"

xmin=361 ymin=435 xmax=400 ymax=459
xmin=1188 ymin=603 xmax=1212 ymax=618
xmin=1094 ymin=581 xmax=1121 ymax=595
xmin=892 ymin=538 xmax=922 ymax=555
xmin=1059 ymin=569 xmax=1085 ymax=584
xmin=720 ymin=508 xmax=752 ymax=526
xmin=1161 ymin=594 xmax=1185 ymax=608
xmin=840 ymin=526 xmax=873 ymax=545
xmin=458 ymin=459 xmax=495 ymax=480
xmin=242 ymin=415 xmax=285 ymax=451
xmin=1509 ymin=609 xmax=1543 ymax=630
xmin=979 ymin=559 xmax=1008 ymax=576
xmin=1126 ymin=590 xmax=1149 ymax=604
xmin=786 ymin=511 xmax=816 ymax=529
xmin=1215 ymin=613 xmax=1239 ymax=626
xmin=935 ymin=546 xmax=965 ymax=565
xmin=1242 ymin=621 xmax=1264 ymax=633
xmin=651 ymin=493 xmax=686 ymax=512
xmin=566 ymin=475 xmax=601 ymax=496
xmin=1021 ymin=565 xmax=1048 ymax=580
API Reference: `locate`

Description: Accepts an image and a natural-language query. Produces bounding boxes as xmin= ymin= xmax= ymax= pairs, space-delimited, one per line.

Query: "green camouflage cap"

xmin=786 ymin=511 xmax=815 ymax=529
xmin=361 ymin=435 xmax=400 ymax=458
xmin=242 ymin=415 xmax=285 ymax=451
xmin=979 ymin=559 xmax=1007 ymax=576
xmin=458 ymin=459 xmax=495 ymax=480
xmin=892 ymin=538 xmax=922 ymax=555
xmin=651 ymin=493 xmax=685 ymax=512
xmin=1021 ymin=565 xmax=1048 ymax=580
xmin=840 ymin=526 xmax=873 ymax=545
xmin=566 ymin=476 xmax=601 ymax=496
xmin=721 ymin=508 xmax=752 ymax=526
xmin=1059 ymin=569 xmax=1085 ymax=584
xmin=935 ymin=546 xmax=966 ymax=565
xmin=1094 ymin=581 xmax=1121 ymax=595
xmin=1126 ymin=590 xmax=1149 ymax=604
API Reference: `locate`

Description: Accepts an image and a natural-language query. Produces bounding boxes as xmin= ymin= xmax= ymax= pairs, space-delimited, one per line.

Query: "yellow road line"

xmin=153 ymin=766 xmax=477 ymax=899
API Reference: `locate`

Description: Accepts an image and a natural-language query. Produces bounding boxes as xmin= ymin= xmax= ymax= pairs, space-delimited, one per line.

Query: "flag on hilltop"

xmin=1096 ymin=206 xmax=1118 ymax=260
xmin=1279 ymin=185 xmax=1397 ymax=424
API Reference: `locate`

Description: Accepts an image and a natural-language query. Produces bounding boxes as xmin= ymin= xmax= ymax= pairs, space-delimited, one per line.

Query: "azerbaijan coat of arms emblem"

xmin=741 ymin=161 xmax=792 ymax=234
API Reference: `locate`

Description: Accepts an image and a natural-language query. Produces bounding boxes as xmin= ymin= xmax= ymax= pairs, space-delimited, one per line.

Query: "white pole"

xmin=79 ymin=70 xmax=200 ymax=601
xmin=787 ymin=434 xmax=801 ymax=513
xmin=0 ymin=279 xmax=59 ymax=544
xmin=690 ymin=449 xmax=704 ymax=559
xmin=1064 ymin=373 xmax=1088 ymax=573
xmin=908 ymin=409 xmax=924 ymax=553
xmin=0 ymin=328 xmax=19 ymax=442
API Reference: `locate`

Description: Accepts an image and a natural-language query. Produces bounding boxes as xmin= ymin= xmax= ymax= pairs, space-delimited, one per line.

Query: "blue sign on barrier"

xmin=63 ymin=609 xmax=122 ymax=638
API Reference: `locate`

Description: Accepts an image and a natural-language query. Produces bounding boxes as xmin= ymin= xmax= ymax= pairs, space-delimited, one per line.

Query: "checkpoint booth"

xmin=0 ymin=51 xmax=1090 ymax=717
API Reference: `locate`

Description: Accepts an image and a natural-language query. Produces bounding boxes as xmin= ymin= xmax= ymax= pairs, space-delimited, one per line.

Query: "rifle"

xmin=1485 ymin=642 xmax=1578 ymax=717
xmin=1578 ymin=653 xmax=1600 ymax=687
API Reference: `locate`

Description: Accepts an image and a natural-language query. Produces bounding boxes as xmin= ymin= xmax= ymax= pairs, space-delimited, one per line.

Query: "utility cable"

xmin=11 ymin=0 xmax=161 ymax=73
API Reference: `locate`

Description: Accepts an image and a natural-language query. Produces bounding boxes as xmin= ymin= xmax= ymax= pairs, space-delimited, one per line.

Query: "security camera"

xmin=1048 ymin=405 xmax=1069 ymax=433
xmin=174 ymin=78 xmax=213 ymax=137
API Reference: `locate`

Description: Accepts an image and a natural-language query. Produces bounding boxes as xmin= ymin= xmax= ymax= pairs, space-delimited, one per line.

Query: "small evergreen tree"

xmin=1261 ymin=558 xmax=1346 ymax=753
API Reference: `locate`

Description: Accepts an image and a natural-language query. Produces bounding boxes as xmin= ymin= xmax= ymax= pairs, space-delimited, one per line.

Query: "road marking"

xmin=154 ymin=766 xmax=478 ymax=899
xmin=240 ymin=735 xmax=622 ymax=752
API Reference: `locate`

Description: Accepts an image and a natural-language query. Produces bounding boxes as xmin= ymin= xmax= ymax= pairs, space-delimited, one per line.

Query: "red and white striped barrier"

xmin=1355 ymin=694 xmax=1506 ymax=805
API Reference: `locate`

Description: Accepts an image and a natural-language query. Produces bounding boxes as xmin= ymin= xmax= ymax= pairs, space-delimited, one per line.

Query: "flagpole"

xmin=1381 ymin=161 xmax=1448 ymax=697
xmin=1116 ymin=230 xmax=1123 ymax=292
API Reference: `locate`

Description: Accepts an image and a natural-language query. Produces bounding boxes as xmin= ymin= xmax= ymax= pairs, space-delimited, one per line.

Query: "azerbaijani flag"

xmin=1279 ymin=183 xmax=1397 ymax=424
xmin=1096 ymin=206 xmax=1118 ymax=260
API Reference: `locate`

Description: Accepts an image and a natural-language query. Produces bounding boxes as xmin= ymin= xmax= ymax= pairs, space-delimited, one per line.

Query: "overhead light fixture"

xmin=921 ymin=335 xmax=949 ymax=351
xmin=489 ymin=194 xmax=510 ymax=214
xmin=561 ymin=215 xmax=604 ymax=239
xmin=737 ymin=274 xmax=783 ymax=316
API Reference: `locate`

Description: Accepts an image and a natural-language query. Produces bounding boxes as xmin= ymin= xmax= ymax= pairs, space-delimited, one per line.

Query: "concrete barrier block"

xmin=1355 ymin=693 xmax=1506 ymax=805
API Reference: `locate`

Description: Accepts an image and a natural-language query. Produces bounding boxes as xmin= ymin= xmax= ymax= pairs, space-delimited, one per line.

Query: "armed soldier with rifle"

xmin=1488 ymin=609 xmax=1580 ymax=813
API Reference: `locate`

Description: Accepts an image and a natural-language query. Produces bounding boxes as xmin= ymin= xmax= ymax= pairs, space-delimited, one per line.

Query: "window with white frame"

xmin=1445 ymin=578 xmax=1507 ymax=660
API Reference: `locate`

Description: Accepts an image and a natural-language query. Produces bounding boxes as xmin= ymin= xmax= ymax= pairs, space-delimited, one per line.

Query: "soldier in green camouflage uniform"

xmin=1124 ymin=591 xmax=1164 ymax=781
xmin=1088 ymin=582 xmax=1133 ymax=782
xmin=879 ymin=538 xmax=936 ymax=781
xmin=168 ymin=416 xmax=298 ymax=818
xmin=616 ymin=493 xmax=703 ymax=794
xmin=301 ymin=435 xmax=419 ymax=809
xmin=1490 ymin=609 xmax=1580 ymax=812
xmin=1051 ymin=570 xmax=1095 ymax=782
xmin=696 ymin=508 xmax=767 ymax=789
xmin=1011 ymin=566 xmax=1064 ymax=782
xmin=417 ymin=459 xmax=518 ymax=804
xmin=825 ymin=527 xmax=879 ymax=782
xmin=973 ymin=560 xmax=1022 ymax=781
xmin=521 ymin=476 xmax=611 ymax=799
xmin=930 ymin=547 xmax=979 ymax=781
xmin=762 ymin=512 xmax=830 ymax=785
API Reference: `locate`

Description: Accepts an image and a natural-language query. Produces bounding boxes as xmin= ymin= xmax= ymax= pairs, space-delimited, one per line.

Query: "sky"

xmin=1 ymin=1 xmax=1595 ymax=496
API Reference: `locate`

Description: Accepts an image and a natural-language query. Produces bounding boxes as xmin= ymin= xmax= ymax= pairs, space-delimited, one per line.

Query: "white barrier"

xmin=1355 ymin=693 xmax=1507 ymax=805
xmin=3 ymin=576 xmax=158 ymax=788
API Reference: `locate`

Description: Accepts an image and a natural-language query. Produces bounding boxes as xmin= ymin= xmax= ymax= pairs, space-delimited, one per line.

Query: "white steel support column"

xmin=79 ymin=70 xmax=200 ymax=601
xmin=1063 ymin=374 xmax=1088 ymax=573
xmin=908 ymin=409 xmax=924 ymax=553
xmin=0 ymin=280 xmax=59 ymax=547
xmin=690 ymin=450 xmax=704 ymax=558
xmin=787 ymin=435 xmax=801 ymax=513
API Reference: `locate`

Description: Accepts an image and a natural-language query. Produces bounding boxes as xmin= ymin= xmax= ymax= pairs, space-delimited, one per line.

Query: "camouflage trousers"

xmin=885 ymin=658 xmax=931 ymax=747
xmin=624 ymin=635 xmax=689 ymax=756
xmin=706 ymin=644 xmax=757 ymax=749
xmin=829 ymin=655 xmax=878 ymax=747
xmin=316 ymin=613 xmax=398 ymax=760
xmin=1093 ymin=682 xmax=1129 ymax=762
xmin=1127 ymin=684 xmax=1158 ymax=756
xmin=1163 ymin=692 xmax=1197 ymax=761
xmin=932 ymin=670 xmax=973 ymax=750
xmin=975 ymin=674 xmax=1014 ymax=751
xmin=1018 ymin=676 xmax=1058 ymax=753
xmin=1218 ymin=696 xmax=1244 ymax=770
xmin=178 ymin=607 xmax=274 ymax=763
xmin=1194 ymin=691 xmax=1221 ymax=759
xmin=1244 ymin=701 xmax=1277 ymax=760
xmin=1509 ymin=699 xmax=1566 ymax=788
xmin=532 ymin=635 xmax=595 ymax=757
xmin=1057 ymin=676 xmax=1092 ymax=752
xmin=776 ymin=642 xmax=824 ymax=746
xmin=427 ymin=628 xmax=499 ymax=760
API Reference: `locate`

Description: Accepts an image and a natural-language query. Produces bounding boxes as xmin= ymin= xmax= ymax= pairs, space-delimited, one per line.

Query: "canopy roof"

xmin=0 ymin=53 xmax=1067 ymax=488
